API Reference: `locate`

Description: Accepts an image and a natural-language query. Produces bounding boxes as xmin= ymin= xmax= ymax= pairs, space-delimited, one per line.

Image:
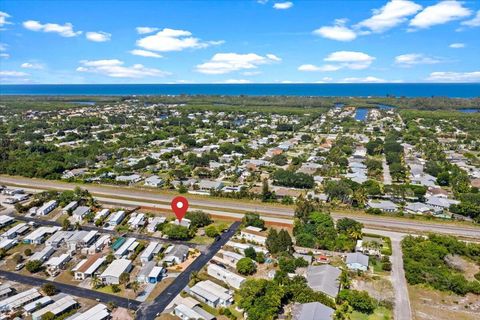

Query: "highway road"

xmin=0 ymin=270 xmax=141 ymax=310
xmin=2 ymin=176 xmax=479 ymax=238
xmin=135 ymin=221 xmax=241 ymax=320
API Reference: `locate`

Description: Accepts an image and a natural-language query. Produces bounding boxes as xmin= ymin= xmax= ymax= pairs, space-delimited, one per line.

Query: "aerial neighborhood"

xmin=0 ymin=95 xmax=479 ymax=320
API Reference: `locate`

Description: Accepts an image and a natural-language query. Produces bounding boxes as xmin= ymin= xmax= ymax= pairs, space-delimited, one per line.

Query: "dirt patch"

xmin=352 ymin=275 xmax=394 ymax=304
xmin=409 ymin=284 xmax=480 ymax=320
xmin=444 ymin=254 xmax=479 ymax=281
xmin=111 ymin=307 xmax=134 ymax=320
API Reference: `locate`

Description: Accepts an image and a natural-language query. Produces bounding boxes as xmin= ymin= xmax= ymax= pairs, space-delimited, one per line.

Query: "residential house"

xmin=62 ymin=201 xmax=78 ymax=214
xmin=305 ymin=265 xmax=341 ymax=298
xmin=100 ymin=259 xmax=133 ymax=284
xmin=73 ymin=253 xmax=105 ymax=280
xmin=163 ymin=244 xmax=189 ymax=266
xmin=23 ymin=226 xmax=61 ymax=245
xmin=36 ymin=200 xmax=57 ymax=216
xmin=240 ymin=226 xmax=267 ymax=245
xmin=346 ymin=252 xmax=369 ymax=271
xmin=108 ymin=210 xmax=125 ymax=226
xmin=72 ymin=206 xmax=90 ymax=223
xmin=367 ymin=200 xmax=398 ymax=213
xmin=144 ymin=175 xmax=164 ymax=187
xmin=207 ymin=264 xmax=245 ymax=289
xmin=32 ymin=295 xmax=78 ymax=320
xmin=188 ymin=280 xmax=233 ymax=308
xmin=292 ymin=302 xmax=334 ymax=320
xmin=140 ymin=241 xmax=160 ymax=264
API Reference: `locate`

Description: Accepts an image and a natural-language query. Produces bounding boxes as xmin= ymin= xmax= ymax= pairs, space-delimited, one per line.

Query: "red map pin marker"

xmin=171 ymin=196 xmax=189 ymax=222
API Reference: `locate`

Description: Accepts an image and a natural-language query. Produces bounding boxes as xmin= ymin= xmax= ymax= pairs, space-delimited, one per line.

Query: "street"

xmin=135 ymin=221 xmax=241 ymax=320
xmin=0 ymin=270 xmax=141 ymax=310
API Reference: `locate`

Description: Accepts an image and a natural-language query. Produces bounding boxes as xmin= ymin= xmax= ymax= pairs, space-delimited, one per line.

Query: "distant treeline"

xmin=1 ymin=95 xmax=479 ymax=112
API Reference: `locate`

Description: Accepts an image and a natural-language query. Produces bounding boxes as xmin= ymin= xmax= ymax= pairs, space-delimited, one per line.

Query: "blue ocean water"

xmin=355 ymin=108 xmax=369 ymax=121
xmin=0 ymin=83 xmax=479 ymax=97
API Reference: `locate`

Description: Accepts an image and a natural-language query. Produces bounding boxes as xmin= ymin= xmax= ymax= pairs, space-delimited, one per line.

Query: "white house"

xmin=140 ymin=241 xmax=160 ymax=264
xmin=72 ymin=206 xmax=90 ymax=223
xmin=62 ymin=201 xmax=78 ymax=214
xmin=108 ymin=210 xmax=125 ymax=226
xmin=240 ymin=226 xmax=267 ymax=245
xmin=207 ymin=264 xmax=246 ymax=289
xmin=36 ymin=200 xmax=57 ymax=216
xmin=100 ymin=259 xmax=133 ymax=284
xmin=144 ymin=175 xmax=164 ymax=187
xmin=188 ymin=280 xmax=233 ymax=308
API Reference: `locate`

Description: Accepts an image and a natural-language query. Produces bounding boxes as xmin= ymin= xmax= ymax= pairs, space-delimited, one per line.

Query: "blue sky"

xmin=0 ymin=0 xmax=479 ymax=84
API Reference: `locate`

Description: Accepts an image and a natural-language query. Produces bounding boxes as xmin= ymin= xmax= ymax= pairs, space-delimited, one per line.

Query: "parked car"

xmin=15 ymin=263 xmax=25 ymax=271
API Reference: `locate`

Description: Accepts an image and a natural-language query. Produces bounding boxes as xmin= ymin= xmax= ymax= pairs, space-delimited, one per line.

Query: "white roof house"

xmin=95 ymin=208 xmax=110 ymax=221
xmin=108 ymin=210 xmax=125 ymax=226
xmin=147 ymin=216 xmax=166 ymax=233
xmin=23 ymin=296 xmax=53 ymax=314
xmin=240 ymin=226 xmax=267 ymax=245
xmin=32 ymin=295 xmax=78 ymax=320
xmin=1 ymin=222 xmax=29 ymax=239
xmin=28 ymin=245 xmax=55 ymax=262
xmin=65 ymin=303 xmax=110 ymax=320
xmin=36 ymin=200 xmax=57 ymax=216
xmin=72 ymin=206 xmax=90 ymax=222
xmin=367 ymin=200 xmax=398 ymax=212
xmin=100 ymin=259 xmax=133 ymax=284
xmin=207 ymin=264 xmax=246 ymax=289
xmin=62 ymin=201 xmax=78 ymax=214
xmin=144 ymin=175 xmax=164 ymax=187
xmin=188 ymin=280 xmax=233 ymax=308
xmin=0 ymin=238 xmax=17 ymax=251
xmin=24 ymin=226 xmax=61 ymax=245
xmin=140 ymin=241 xmax=160 ymax=264
xmin=0 ymin=288 xmax=41 ymax=311
xmin=128 ymin=213 xmax=145 ymax=229
xmin=226 ymin=241 xmax=268 ymax=255
xmin=73 ymin=253 xmax=105 ymax=280
xmin=114 ymin=237 xmax=136 ymax=258
xmin=0 ymin=215 xmax=14 ymax=227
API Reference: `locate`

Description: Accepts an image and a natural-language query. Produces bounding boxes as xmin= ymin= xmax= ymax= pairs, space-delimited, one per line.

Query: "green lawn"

xmin=351 ymin=307 xmax=392 ymax=320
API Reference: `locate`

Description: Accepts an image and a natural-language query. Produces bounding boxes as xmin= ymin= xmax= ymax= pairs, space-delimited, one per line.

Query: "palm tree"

xmin=349 ymin=229 xmax=363 ymax=241
xmin=91 ymin=275 xmax=102 ymax=289
xmin=339 ymin=269 xmax=351 ymax=289
xmin=130 ymin=281 xmax=140 ymax=295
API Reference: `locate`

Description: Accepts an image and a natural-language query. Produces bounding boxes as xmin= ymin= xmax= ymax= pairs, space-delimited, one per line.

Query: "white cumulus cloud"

xmin=21 ymin=62 xmax=44 ymax=69
xmin=356 ymin=0 xmax=422 ymax=33
xmin=136 ymin=28 xmax=223 ymax=52
xmin=223 ymin=79 xmax=252 ymax=84
xmin=23 ymin=20 xmax=82 ymax=37
xmin=0 ymin=11 xmax=12 ymax=27
xmin=298 ymin=64 xmax=341 ymax=72
xmin=299 ymin=51 xmax=375 ymax=72
xmin=130 ymin=49 xmax=163 ymax=58
xmin=324 ymin=51 xmax=375 ymax=70
xmin=196 ymin=53 xmax=281 ymax=75
xmin=273 ymin=2 xmax=293 ymax=10
xmin=394 ymin=53 xmax=441 ymax=66
xmin=426 ymin=71 xmax=480 ymax=82
xmin=0 ymin=70 xmax=29 ymax=77
xmin=76 ymin=59 xmax=170 ymax=78
xmin=313 ymin=19 xmax=357 ymax=41
xmin=340 ymin=76 xmax=388 ymax=83
xmin=136 ymin=27 xmax=159 ymax=34
xmin=449 ymin=43 xmax=465 ymax=48
xmin=86 ymin=31 xmax=111 ymax=42
xmin=461 ymin=10 xmax=480 ymax=27
xmin=409 ymin=1 xmax=471 ymax=29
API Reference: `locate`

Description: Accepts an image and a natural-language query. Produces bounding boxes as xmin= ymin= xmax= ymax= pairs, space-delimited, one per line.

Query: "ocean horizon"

xmin=0 ymin=83 xmax=479 ymax=98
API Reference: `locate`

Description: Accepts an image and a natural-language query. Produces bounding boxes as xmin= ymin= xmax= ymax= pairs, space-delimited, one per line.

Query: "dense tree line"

xmin=402 ymin=234 xmax=480 ymax=295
